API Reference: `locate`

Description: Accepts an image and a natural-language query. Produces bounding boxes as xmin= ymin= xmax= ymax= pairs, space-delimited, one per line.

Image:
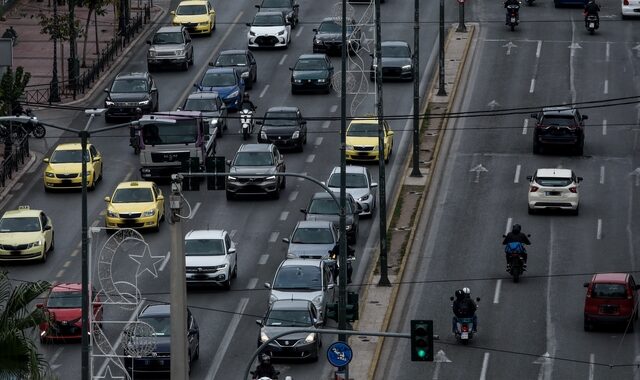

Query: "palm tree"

xmin=0 ymin=270 xmax=52 ymax=379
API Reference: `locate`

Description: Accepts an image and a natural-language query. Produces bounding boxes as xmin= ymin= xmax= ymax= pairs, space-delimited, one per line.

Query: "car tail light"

xmin=530 ymin=186 xmax=539 ymax=192
xmin=569 ymin=187 xmax=577 ymax=193
xmin=624 ymin=0 xmax=629 ymax=5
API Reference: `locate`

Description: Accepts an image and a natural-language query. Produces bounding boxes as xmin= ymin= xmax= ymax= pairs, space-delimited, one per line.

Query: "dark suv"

xmin=312 ymin=17 xmax=361 ymax=55
xmin=226 ymin=143 xmax=286 ymax=200
xmin=531 ymin=107 xmax=588 ymax=155
xmin=257 ymin=106 xmax=307 ymax=152
xmin=104 ymin=72 xmax=159 ymax=123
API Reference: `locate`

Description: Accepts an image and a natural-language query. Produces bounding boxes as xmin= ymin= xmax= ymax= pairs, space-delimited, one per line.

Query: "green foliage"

xmin=38 ymin=12 xmax=85 ymax=41
xmin=0 ymin=67 xmax=31 ymax=115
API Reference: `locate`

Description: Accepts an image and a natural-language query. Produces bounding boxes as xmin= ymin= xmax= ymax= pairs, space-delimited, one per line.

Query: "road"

xmin=2 ymin=0 xmax=443 ymax=378
xmin=376 ymin=2 xmax=640 ymax=380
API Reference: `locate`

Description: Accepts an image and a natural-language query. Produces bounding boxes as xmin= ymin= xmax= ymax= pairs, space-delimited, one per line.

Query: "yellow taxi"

xmin=345 ymin=118 xmax=394 ymax=163
xmin=104 ymin=181 xmax=165 ymax=231
xmin=43 ymin=143 xmax=103 ymax=191
xmin=171 ymin=0 xmax=216 ymax=35
xmin=0 ymin=206 xmax=54 ymax=262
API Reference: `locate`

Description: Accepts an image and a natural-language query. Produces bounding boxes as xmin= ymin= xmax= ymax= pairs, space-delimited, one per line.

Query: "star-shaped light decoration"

xmin=95 ymin=364 xmax=125 ymax=380
xmin=129 ymin=247 xmax=165 ymax=278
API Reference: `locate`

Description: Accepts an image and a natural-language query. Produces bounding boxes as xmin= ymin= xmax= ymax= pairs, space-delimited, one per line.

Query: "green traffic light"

xmin=417 ymin=349 xmax=426 ymax=358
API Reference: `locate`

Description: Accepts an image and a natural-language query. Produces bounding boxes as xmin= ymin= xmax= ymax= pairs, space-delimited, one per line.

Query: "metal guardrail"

xmin=0 ymin=133 xmax=29 ymax=188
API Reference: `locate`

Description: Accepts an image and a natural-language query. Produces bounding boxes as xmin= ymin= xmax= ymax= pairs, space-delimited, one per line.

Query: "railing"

xmin=0 ymin=134 xmax=29 ymax=188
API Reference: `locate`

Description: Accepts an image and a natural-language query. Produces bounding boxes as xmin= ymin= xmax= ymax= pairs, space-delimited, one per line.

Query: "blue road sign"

xmin=327 ymin=341 xmax=353 ymax=367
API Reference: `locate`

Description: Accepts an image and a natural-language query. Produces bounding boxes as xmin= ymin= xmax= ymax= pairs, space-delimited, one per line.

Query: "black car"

xmin=531 ymin=106 xmax=588 ymax=155
xmin=104 ymin=72 xmax=159 ymax=123
xmin=211 ymin=49 xmax=257 ymax=89
xmin=300 ymin=192 xmax=360 ymax=243
xmin=257 ymin=106 xmax=307 ymax=151
xmin=180 ymin=91 xmax=228 ymax=137
xmin=371 ymin=41 xmax=414 ymax=81
xmin=290 ymin=54 xmax=333 ymax=94
xmin=312 ymin=17 xmax=361 ymax=56
xmin=256 ymin=0 xmax=299 ymax=27
xmin=123 ymin=304 xmax=200 ymax=375
xmin=226 ymin=143 xmax=286 ymax=200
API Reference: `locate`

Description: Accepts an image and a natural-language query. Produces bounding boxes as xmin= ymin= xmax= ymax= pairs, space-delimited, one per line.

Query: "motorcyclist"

xmin=583 ymin=0 xmax=600 ymax=28
xmin=504 ymin=0 xmax=521 ymax=25
xmin=328 ymin=243 xmax=355 ymax=284
xmin=502 ymin=224 xmax=531 ymax=270
xmin=240 ymin=93 xmax=256 ymax=112
xmin=452 ymin=289 xmax=478 ymax=333
xmin=253 ymin=354 xmax=278 ymax=379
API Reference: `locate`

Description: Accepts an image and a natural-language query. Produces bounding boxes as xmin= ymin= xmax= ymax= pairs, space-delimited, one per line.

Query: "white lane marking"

xmin=91 ymin=220 xmax=100 ymax=228
xmin=536 ymin=40 xmax=542 ymax=58
xmin=123 ymin=169 xmax=133 ymax=182
xmin=268 ymin=232 xmax=279 ymax=243
xmin=56 ymin=270 xmax=64 ymax=278
xmin=13 ymin=182 xmax=22 ymax=191
xmin=49 ymin=347 xmax=64 ymax=365
xmin=259 ymin=84 xmax=270 ymax=98
xmin=96 ymin=301 xmax=145 ymax=377
xmin=247 ymin=277 xmax=258 ymax=289
xmin=505 ymin=217 xmax=513 ymax=236
xmin=322 ymin=121 xmax=330 ymax=129
xmin=529 ymin=79 xmax=535 ymax=93
xmin=314 ymin=137 xmax=324 ymax=145
xmin=295 ymin=25 xmax=304 ymax=38
xmin=330 ymin=105 xmax=338 ymax=113
xmin=588 ymin=353 xmax=595 ymax=380
xmin=63 ymin=260 xmax=71 ymax=268
xmin=602 ymin=119 xmax=607 ymax=135
xmin=569 ymin=21 xmax=577 ymax=104
xmin=205 ymin=298 xmax=250 ymax=379
xmin=279 ymin=211 xmax=289 ymax=221
xmin=603 ymin=79 xmax=608 ymax=94
xmin=258 ymin=254 xmax=269 ymax=265
xmin=289 ymin=191 xmax=299 ymax=201
xmin=605 ymin=42 xmax=610 ymax=62
xmin=542 ymin=222 xmax=558 ymax=380
xmin=522 ymin=119 xmax=528 ymax=135
xmin=306 ymin=154 xmax=315 ymax=163
xmin=479 ymin=352 xmax=490 ymax=380
xmin=230 ymin=229 xmax=237 ymax=238
xmin=278 ymin=54 xmax=288 ymax=66
xmin=189 ymin=202 xmax=201 ymax=219
xmin=493 ymin=280 xmax=502 ymax=304
xmin=514 ymin=165 xmax=521 ymax=184
xmin=159 ymin=251 xmax=171 ymax=272
xmin=596 ymin=219 xmax=602 ymax=240
xmin=71 ymin=249 xmax=79 ymax=257
xmin=600 ymin=166 xmax=605 ymax=184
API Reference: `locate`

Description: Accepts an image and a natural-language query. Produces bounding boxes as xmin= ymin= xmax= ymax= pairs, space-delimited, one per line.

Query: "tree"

xmin=38 ymin=12 xmax=84 ymax=84
xmin=0 ymin=67 xmax=31 ymax=115
xmin=0 ymin=270 xmax=52 ymax=379
xmin=80 ymin=0 xmax=110 ymax=67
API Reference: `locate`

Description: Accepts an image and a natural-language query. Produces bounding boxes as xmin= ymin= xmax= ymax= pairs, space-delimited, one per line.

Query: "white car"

xmin=184 ymin=229 xmax=237 ymax=289
xmin=326 ymin=165 xmax=377 ymax=217
xmin=622 ymin=0 xmax=640 ymax=18
xmin=246 ymin=11 xmax=291 ymax=49
xmin=527 ymin=168 xmax=582 ymax=215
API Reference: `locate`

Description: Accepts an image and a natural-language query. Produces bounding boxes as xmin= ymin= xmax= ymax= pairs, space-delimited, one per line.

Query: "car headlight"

xmin=138 ymin=100 xmax=150 ymax=105
xmin=199 ymin=22 xmax=209 ymax=26
xmin=27 ymin=240 xmax=42 ymax=249
xmin=346 ymin=145 xmax=354 ymax=150
xmin=292 ymin=131 xmax=300 ymax=139
xmin=314 ymin=39 xmax=323 ymax=45
xmin=249 ymin=31 xmax=256 ymax=36
xmin=345 ymin=225 xmax=352 ymax=231
xmin=213 ymin=264 xmax=228 ymax=270
xmin=260 ymin=130 xmax=267 ymax=140
xmin=304 ymin=333 xmax=316 ymax=343
xmin=226 ymin=90 xmax=239 ymax=99
xmin=402 ymin=64 xmax=412 ymax=71
xmin=107 ymin=210 xmax=118 ymax=218
xmin=260 ymin=331 xmax=269 ymax=343
xmin=293 ymin=79 xmax=302 ymax=83
xmin=241 ymin=72 xmax=249 ymax=78
xmin=142 ymin=209 xmax=156 ymax=217
xmin=266 ymin=175 xmax=276 ymax=180
xmin=105 ymin=100 xmax=114 ymax=106
xmin=176 ymin=49 xmax=185 ymax=56
xmin=312 ymin=295 xmax=322 ymax=308
xmin=148 ymin=50 xmax=157 ymax=57
xmin=209 ymin=118 xmax=219 ymax=125
xmin=45 ymin=172 xmax=55 ymax=178
xmin=277 ymin=30 xmax=285 ymax=36
xmin=227 ymin=176 xmax=237 ymax=180
xmin=372 ymin=63 xmax=378 ymax=68
xmin=317 ymin=79 xmax=326 ymax=83
xmin=358 ymin=194 xmax=370 ymax=201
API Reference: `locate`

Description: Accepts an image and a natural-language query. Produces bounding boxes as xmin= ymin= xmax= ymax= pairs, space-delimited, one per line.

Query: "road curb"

xmin=366 ymin=24 xmax=477 ymax=379
xmin=0 ymin=150 xmax=37 ymax=202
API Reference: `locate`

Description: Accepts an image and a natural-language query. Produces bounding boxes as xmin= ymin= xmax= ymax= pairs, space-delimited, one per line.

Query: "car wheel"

xmin=194 ymin=340 xmax=200 ymax=360
xmin=223 ymin=276 xmax=231 ymax=290
xmin=49 ymin=232 xmax=55 ymax=252
xmin=575 ymin=142 xmax=584 ymax=156
xmin=280 ymin=176 xmax=286 ymax=189
xmin=532 ymin=141 xmax=542 ymax=154
xmin=190 ymin=52 xmax=194 ymax=66
xmin=153 ymin=216 xmax=160 ymax=232
xmin=98 ymin=166 xmax=103 ymax=182
xmin=232 ymin=262 xmax=238 ymax=278
xmin=628 ymin=320 xmax=635 ymax=333
xmin=216 ymin=124 xmax=223 ymax=137
xmin=160 ymin=206 xmax=166 ymax=222
xmin=212 ymin=20 xmax=216 ymax=30
xmin=584 ymin=316 xmax=593 ymax=331
xmin=528 ymin=207 xmax=535 ymax=215
xmin=88 ymin=178 xmax=96 ymax=191
xmin=571 ymin=205 xmax=579 ymax=216
xmin=182 ymin=61 xmax=189 ymax=71
xmin=40 ymin=247 xmax=47 ymax=263
xmin=272 ymin=187 xmax=281 ymax=200
xmin=226 ymin=191 xmax=234 ymax=201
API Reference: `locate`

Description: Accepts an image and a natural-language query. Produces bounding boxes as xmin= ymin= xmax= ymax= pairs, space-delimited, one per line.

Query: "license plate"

xmin=545 ymin=191 xmax=560 ymax=196
xmin=461 ymin=332 xmax=469 ymax=339
xmin=511 ymin=17 xmax=516 ymax=22
xmin=589 ymin=23 xmax=595 ymax=28
xmin=62 ymin=180 xmax=72 ymax=184
xmin=10 ymin=251 xmax=21 ymax=255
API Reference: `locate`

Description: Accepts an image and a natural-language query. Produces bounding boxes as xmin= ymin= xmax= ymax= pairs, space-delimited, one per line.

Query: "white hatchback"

xmin=527 ymin=168 xmax=582 ymax=215
xmin=246 ymin=11 xmax=291 ymax=49
xmin=622 ymin=0 xmax=640 ymax=18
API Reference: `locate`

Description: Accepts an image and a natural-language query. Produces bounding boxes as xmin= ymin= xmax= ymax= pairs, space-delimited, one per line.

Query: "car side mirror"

xmin=294 ymin=4 xmax=299 ymax=8
xmin=43 ymin=158 xmax=49 ymax=163
xmin=256 ymin=319 xmax=263 ymax=327
xmin=209 ymin=10 xmax=215 ymax=14
xmin=188 ymin=328 xmax=198 ymax=335
xmin=476 ymin=297 xmax=481 ymax=302
xmin=582 ymin=115 xmax=589 ymax=120
xmin=289 ymin=67 xmax=293 ymax=71
xmin=526 ymin=176 xmax=532 ymax=181
xmin=246 ymin=22 xmax=252 ymax=27
xmin=170 ymin=10 xmax=175 ymax=15
xmin=371 ymin=182 xmax=378 ymax=188
xmin=583 ymin=282 xmax=589 ymax=287
xmin=449 ymin=296 xmax=454 ymax=301
xmin=157 ymin=195 xmax=164 ymax=201
xmin=104 ymin=88 xmax=109 ymax=94
xmin=327 ymin=284 xmax=335 ymax=289
xmin=388 ymin=130 xmax=394 ymax=136
xmin=44 ymin=225 xmax=52 ymax=231
xmin=151 ymin=88 xmax=157 ymax=93
xmin=104 ymin=196 xmax=111 ymax=202
xmin=530 ymin=113 xmax=538 ymax=119
xmin=300 ymin=208 xmax=307 ymax=214
xmin=254 ymin=4 xmax=260 ymax=8
xmin=228 ymin=248 xmax=236 ymax=254
xmin=282 ymin=237 xmax=290 ymax=243
xmin=312 ymin=28 xmax=318 ymax=33
xmin=146 ymin=40 xmax=152 ymax=45
xmin=264 ymin=282 xmax=272 ymax=289
xmin=577 ymin=176 xmax=583 ymax=182
xmin=226 ymin=159 xmax=232 ymax=166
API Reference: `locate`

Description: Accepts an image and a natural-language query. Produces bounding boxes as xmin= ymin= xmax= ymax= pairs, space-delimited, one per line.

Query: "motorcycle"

xmin=585 ymin=15 xmax=599 ymax=34
xmin=13 ymin=109 xmax=45 ymax=139
xmin=240 ymin=108 xmax=255 ymax=140
xmin=450 ymin=296 xmax=480 ymax=345
xmin=250 ymin=371 xmax=281 ymax=380
xmin=129 ymin=125 xmax=141 ymax=154
xmin=327 ymin=247 xmax=355 ymax=284
xmin=507 ymin=253 xmax=525 ymax=283
xmin=506 ymin=4 xmax=520 ymax=31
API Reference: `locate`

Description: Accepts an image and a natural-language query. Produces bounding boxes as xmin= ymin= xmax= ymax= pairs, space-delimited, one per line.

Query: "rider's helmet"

xmin=260 ymin=353 xmax=271 ymax=365
xmin=455 ymin=289 xmax=464 ymax=299
xmin=462 ymin=287 xmax=471 ymax=295
xmin=244 ymin=93 xmax=251 ymax=101
xmin=512 ymin=224 xmax=521 ymax=234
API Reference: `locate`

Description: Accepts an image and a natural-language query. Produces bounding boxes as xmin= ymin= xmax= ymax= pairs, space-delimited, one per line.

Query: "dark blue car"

xmin=196 ymin=67 xmax=245 ymax=111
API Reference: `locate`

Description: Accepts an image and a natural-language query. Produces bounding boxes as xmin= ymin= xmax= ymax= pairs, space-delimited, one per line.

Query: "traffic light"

xmin=410 ymin=320 xmax=433 ymax=361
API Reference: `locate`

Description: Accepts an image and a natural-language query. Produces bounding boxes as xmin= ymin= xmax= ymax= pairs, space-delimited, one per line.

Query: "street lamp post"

xmin=49 ymin=0 xmax=61 ymax=103
xmin=410 ymin=0 xmax=422 ymax=178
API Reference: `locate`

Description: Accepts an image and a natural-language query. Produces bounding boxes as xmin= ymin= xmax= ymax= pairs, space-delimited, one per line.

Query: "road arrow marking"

xmin=487 ymin=100 xmax=500 ymax=110
xmin=629 ymin=167 xmax=640 ymax=187
xmin=634 ymin=43 xmax=640 ymax=58
xmin=470 ymin=164 xmax=488 ymax=183
xmin=568 ymin=42 xmax=582 ymax=57
xmin=503 ymin=41 xmax=517 ymax=55
xmin=432 ymin=350 xmax=452 ymax=380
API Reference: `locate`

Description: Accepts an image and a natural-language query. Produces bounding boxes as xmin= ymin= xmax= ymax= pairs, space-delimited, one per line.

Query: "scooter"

xmin=450 ymin=297 xmax=480 ymax=345
xmin=13 ymin=108 xmax=45 ymax=139
xmin=506 ymin=4 xmax=520 ymax=31
xmin=585 ymin=15 xmax=599 ymax=34
xmin=240 ymin=108 xmax=255 ymax=140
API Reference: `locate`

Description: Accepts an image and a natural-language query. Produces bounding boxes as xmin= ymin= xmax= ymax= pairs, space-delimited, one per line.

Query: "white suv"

xmin=527 ymin=168 xmax=582 ymax=215
xmin=246 ymin=11 xmax=291 ymax=49
xmin=184 ymin=230 xmax=237 ymax=289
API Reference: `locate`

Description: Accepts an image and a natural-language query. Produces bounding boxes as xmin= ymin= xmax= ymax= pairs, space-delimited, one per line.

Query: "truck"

xmin=132 ymin=111 xmax=217 ymax=180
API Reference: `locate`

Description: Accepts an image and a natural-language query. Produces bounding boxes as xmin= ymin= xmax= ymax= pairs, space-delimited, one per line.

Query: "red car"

xmin=37 ymin=283 xmax=103 ymax=342
xmin=583 ymin=273 xmax=640 ymax=332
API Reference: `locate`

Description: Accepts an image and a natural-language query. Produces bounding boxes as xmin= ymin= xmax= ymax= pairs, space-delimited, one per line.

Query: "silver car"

xmin=300 ymin=192 xmax=360 ymax=243
xmin=326 ymin=165 xmax=377 ymax=217
xmin=146 ymin=26 xmax=194 ymax=71
xmin=282 ymin=220 xmax=338 ymax=259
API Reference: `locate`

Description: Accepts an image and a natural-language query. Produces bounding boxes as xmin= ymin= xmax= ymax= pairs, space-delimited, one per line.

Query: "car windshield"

xmin=318 ymin=21 xmax=340 ymax=33
xmin=215 ymin=54 xmax=247 ymax=67
xmin=294 ymin=58 xmax=326 ymax=71
xmin=347 ymin=123 xmax=378 ymax=137
xmin=308 ymin=198 xmax=352 ymax=215
xmin=233 ymin=152 xmax=274 ymax=166
xmin=535 ymin=177 xmax=573 ymax=187
xmin=47 ymin=291 xmax=82 ymax=308
xmin=201 ymin=72 xmax=236 ymax=87
xmin=264 ymin=112 xmax=298 ymax=127
xmin=266 ymin=309 xmax=312 ymax=327
xmin=176 ymin=4 xmax=207 ymax=15
xmin=262 ymin=0 xmax=290 ymax=7
xmin=50 ymin=149 xmax=90 ymax=163
xmin=540 ymin=116 xmax=576 ymax=126
xmin=185 ymin=239 xmax=225 ymax=256
xmin=184 ymin=98 xmax=219 ymax=112
xmin=327 ymin=173 xmax=367 ymax=188
xmin=0 ymin=217 xmax=41 ymax=232
xmin=152 ymin=32 xmax=184 ymax=45
xmin=110 ymin=78 xmax=148 ymax=93
xmin=112 ymin=188 xmax=154 ymax=203
xmin=273 ymin=266 xmax=322 ymax=290
xmin=138 ymin=315 xmax=171 ymax=336
xmin=291 ymin=227 xmax=334 ymax=244
xmin=592 ymin=283 xmax=627 ymax=299
xmin=382 ymin=45 xmax=410 ymax=58
xmin=142 ymin=119 xmax=198 ymax=145
xmin=253 ymin=13 xmax=284 ymax=26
